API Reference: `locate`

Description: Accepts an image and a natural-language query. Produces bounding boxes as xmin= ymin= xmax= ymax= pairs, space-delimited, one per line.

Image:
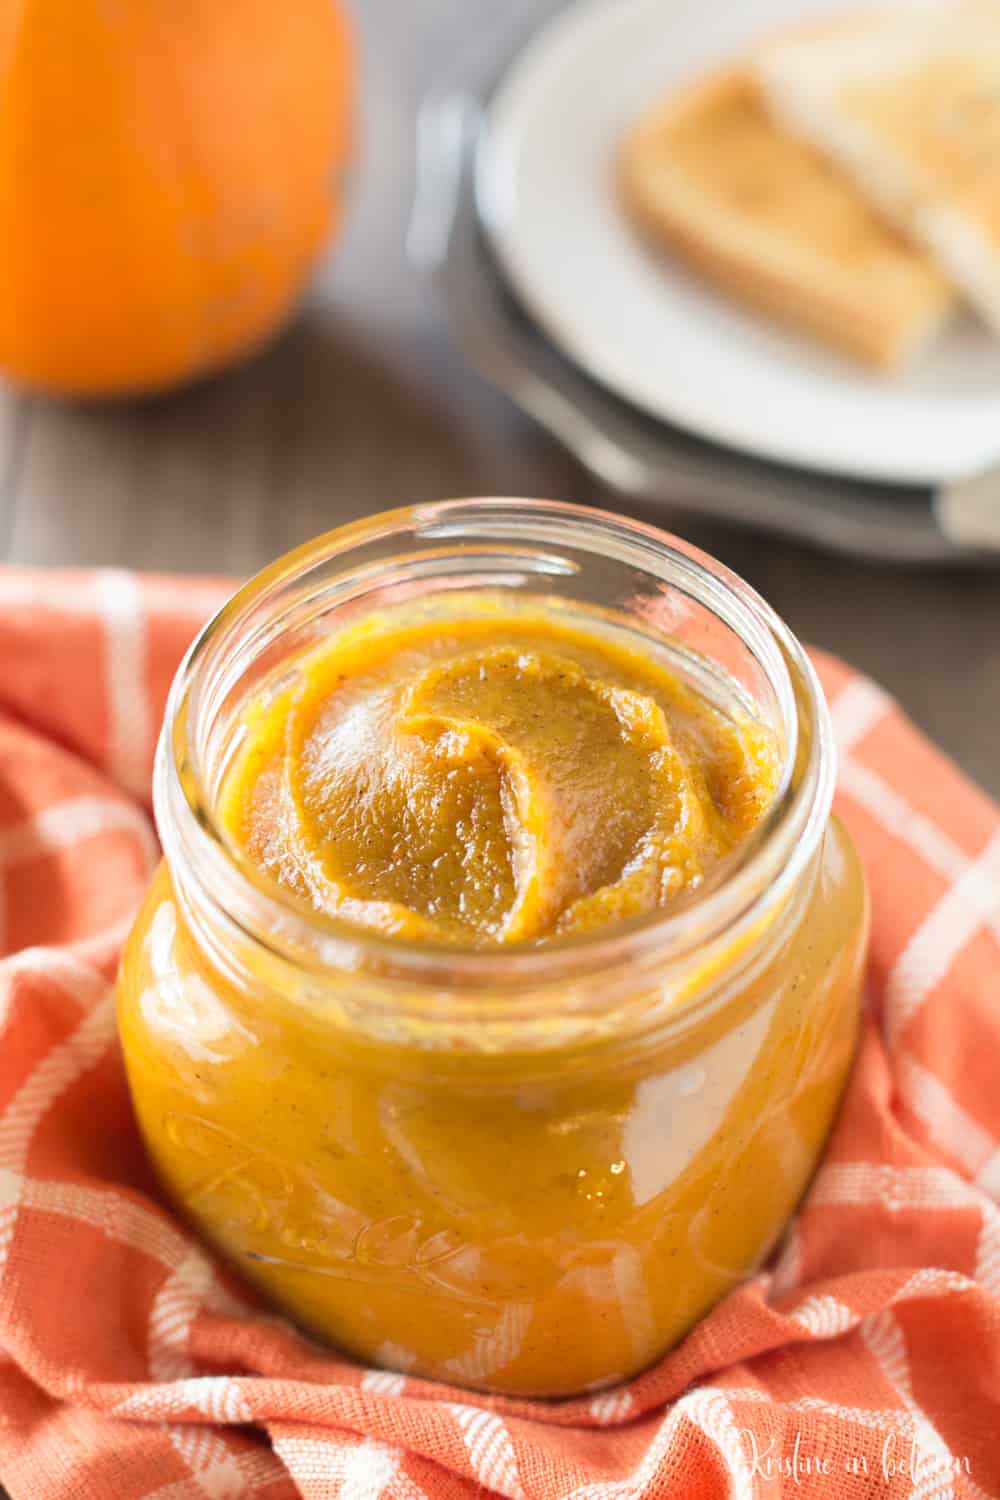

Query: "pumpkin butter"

xmin=118 ymin=550 xmax=866 ymax=1398
xmin=219 ymin=608 xmax=780 ymax=947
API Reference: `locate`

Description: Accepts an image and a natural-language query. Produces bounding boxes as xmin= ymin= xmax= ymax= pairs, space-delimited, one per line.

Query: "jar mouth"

xmin=156 ymin=498 xmax=835 ymax=994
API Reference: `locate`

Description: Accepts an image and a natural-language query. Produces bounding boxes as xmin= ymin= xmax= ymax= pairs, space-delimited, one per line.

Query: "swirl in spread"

xmin=220 ymin=604 xmax=779 ymax=946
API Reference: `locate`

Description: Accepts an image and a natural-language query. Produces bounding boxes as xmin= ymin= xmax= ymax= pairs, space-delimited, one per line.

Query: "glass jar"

xmin=117 ymin=499 xmax=867 ymax=1398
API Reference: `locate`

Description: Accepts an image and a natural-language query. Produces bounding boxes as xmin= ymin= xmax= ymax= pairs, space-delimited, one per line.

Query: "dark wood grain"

xmin=0 ymin=0 xmax=996 ymax=804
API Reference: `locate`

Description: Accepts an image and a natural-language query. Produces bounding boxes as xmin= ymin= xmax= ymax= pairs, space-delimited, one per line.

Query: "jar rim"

xmin=156 ymin=497 xmax=835 ymax=998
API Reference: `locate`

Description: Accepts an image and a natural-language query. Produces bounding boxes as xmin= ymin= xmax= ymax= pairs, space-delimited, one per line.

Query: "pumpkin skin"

xmin=0 ymin=0 xmax=352 ymax=396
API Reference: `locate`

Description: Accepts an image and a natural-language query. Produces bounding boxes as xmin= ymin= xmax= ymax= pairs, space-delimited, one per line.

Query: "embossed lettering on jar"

xmin=117 ymin=500 xmax=868 ymax=1397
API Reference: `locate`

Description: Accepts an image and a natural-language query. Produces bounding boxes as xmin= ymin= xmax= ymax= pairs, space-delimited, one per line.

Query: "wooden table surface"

xmin=0 ymin=0 xmax=996 ymax=795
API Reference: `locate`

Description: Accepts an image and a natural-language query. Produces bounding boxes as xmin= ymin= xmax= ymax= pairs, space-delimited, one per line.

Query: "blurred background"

xmin=0 ymin=0 xmax=996 ymax=792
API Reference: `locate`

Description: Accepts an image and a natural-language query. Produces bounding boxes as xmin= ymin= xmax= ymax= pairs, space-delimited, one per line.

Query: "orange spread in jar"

xmin=219 ymin=606 xmax=779 ymax=944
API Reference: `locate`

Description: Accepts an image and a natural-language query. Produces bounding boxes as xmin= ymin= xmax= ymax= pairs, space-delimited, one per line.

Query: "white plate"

xmin=477 ymin=0 xmax=1000 ymax=485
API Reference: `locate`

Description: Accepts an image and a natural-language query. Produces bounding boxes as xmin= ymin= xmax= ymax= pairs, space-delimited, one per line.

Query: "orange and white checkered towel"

xmin=0 ymin=566 xmax=997 ymax=1500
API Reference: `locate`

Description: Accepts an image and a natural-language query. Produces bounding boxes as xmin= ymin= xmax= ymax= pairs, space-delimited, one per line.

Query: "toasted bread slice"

xmin=755 ymin=4 xmax=1000 ymax=332
xmin=618 ymin=66 xmax=954 ymax=370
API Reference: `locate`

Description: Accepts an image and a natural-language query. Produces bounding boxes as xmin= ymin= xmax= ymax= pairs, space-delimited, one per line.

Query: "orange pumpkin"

xmin=0 ymin=0 xmax=352 ymax=396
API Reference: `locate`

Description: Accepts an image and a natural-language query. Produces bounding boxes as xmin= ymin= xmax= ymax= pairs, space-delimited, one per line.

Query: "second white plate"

xmin=477 ymin=0 xmax=1000 ymax=485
